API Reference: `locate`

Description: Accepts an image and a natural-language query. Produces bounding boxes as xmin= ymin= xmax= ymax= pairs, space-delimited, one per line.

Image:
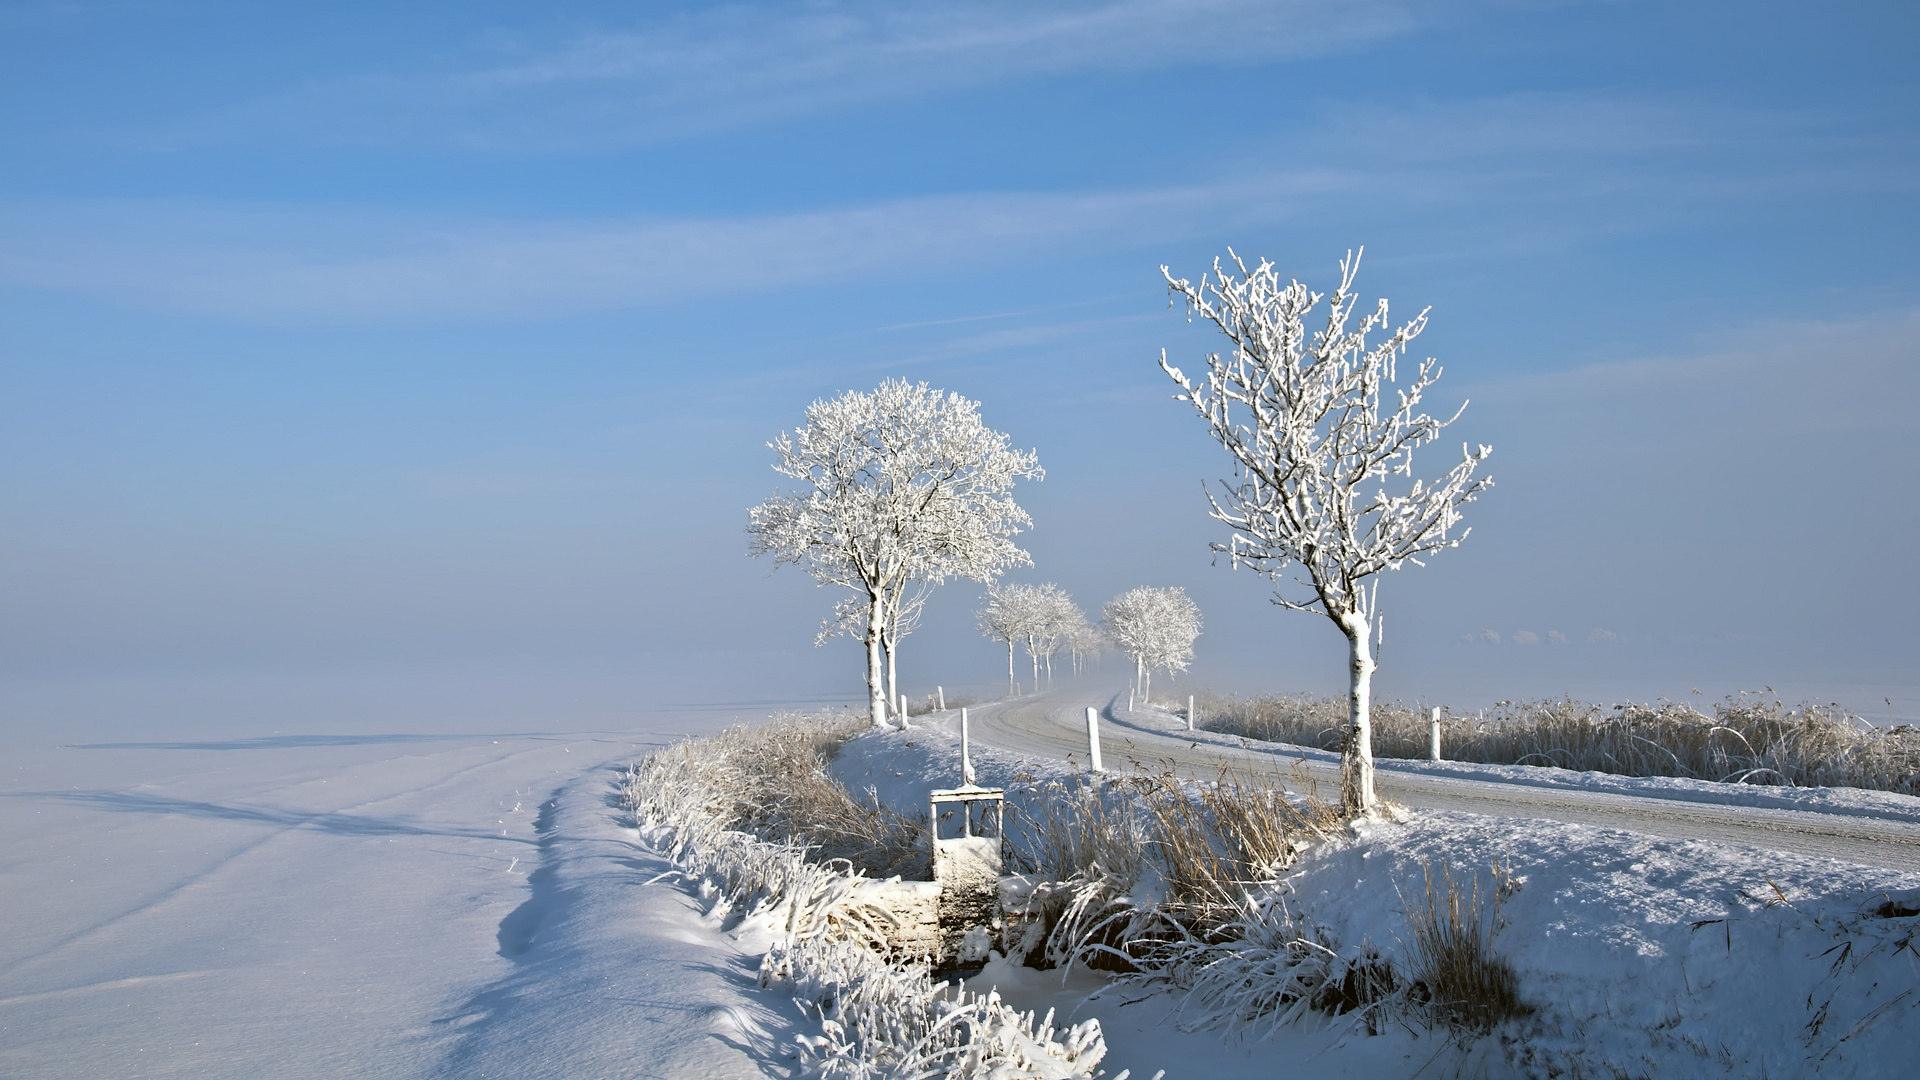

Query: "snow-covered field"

xmin=6 ymin=710 xmax=1917 ymax=1078
xmin=0 ymin=719 xmax=799 ymax=1079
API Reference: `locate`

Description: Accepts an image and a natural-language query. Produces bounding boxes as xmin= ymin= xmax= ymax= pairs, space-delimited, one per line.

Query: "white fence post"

xmin=1429 ymin=706 xmax=1442 ymax=762
xmin=1188 ymin=694 xmax=1195 ymax=732
xmin=1085 ymin=707 xmax=1104 ymax=773
xmin=961 ymin=708 xmax=975 ymax=785
xmin=937 ymin=686 xmax=945 ymax=711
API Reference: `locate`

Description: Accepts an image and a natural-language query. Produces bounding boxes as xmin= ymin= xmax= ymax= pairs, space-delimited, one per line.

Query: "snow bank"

xmin=837 ymin=709 xmax=1920 ymax=1078
xmin=624 ymin=719 xmax=1112 ymax=1079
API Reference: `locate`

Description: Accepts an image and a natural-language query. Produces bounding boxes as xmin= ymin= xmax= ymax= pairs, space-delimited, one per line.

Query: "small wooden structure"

xmin=929 ymin=783 xmax=1004 ymax=964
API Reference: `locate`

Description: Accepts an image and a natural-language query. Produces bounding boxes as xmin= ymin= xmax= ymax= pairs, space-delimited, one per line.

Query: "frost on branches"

xmin=1101 ymin=586 xmax=1201 ymax=703
xmin=749 ymin=379 xmax=1043 ymax=727
xmin=976 ymin=583 xmax=1087 ymax=697
xmin=1160 ymin=249 xmax=1491 ymax=814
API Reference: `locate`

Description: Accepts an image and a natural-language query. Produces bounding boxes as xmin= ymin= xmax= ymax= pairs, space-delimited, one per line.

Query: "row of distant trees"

xmin=976 ymin=582 xmax=1201 ymax=701
xmin=746 ymin=247 xmax=1490 ymax=815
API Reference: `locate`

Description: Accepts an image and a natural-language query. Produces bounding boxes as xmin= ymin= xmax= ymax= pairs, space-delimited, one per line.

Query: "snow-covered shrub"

xmin=1100 ymin=893 xmax=1381 ymax=1039
xmin=627 ymin=711 xmax=928 ymax=879
xmin=1398 ymin=860 xmax=1528 ymax=1033
xmin=1203 ymin=691 xmax=1920 ymax=794
xmin=761 ymin=936 xmax=1107 ymax=1080
xmin=997 ymin=766 xmax=1343 ymax=984
xmin=624 ymin=715 xmax=1109 ymax=1077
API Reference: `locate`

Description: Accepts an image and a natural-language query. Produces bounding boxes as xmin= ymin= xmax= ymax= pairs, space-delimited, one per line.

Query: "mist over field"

xmin=3 ymin=0 xmax=1915 ymax=733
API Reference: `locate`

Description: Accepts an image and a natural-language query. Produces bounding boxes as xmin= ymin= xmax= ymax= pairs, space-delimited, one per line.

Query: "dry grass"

xmin=629 ymin=711 xmax=928 ymax=879
xmin=1200 ymin=690 xmax=1920 ymax=794
xmin=1001 ymin=763 xmax=1341 ymax=976
xmin=1141 ymin=765 xmax=1340 ymax=914
xmin=1400 ymin=861 xmax=1529 ymax=1033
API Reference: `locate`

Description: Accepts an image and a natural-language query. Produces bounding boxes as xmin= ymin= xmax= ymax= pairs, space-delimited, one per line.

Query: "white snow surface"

xmin=0 ymin=724 xmax=796 ymax=1079
xmin=8 ymin=710 xmax=1916 ymax=1078
xmin=836 ymin=710 xmax=1920 ymax=1078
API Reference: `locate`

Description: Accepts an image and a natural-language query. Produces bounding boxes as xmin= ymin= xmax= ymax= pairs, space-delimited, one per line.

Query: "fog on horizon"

xmin=3 ymin=1 xmax=1916 ymax=737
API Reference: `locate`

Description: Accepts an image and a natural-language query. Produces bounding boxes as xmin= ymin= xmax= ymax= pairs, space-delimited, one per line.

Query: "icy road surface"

xmin=964 ymin=687 xmax=1920 ymax=873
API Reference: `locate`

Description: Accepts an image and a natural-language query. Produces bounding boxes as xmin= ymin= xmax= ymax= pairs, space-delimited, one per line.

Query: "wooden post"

xmin=1085 ymin=707 xmax=1104 ymax=773
xmin=937 ymin=686 xmax=945 ymax=711
xmin=1188 ymin=694 xmax=1195 ymax=732
xmin=1127 ymin=687 xmax=1134 ymax=712
xmin=1429 ymin=706 xmax=1442 ymax=762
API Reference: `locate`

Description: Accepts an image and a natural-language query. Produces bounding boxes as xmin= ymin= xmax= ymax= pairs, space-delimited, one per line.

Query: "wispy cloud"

xmin=0 ymin=176 xmax=1344 ymax=321
xmin=152 ymin=0 xmax=1446 ymax=151
xmin=5 ymin=90 xmax=1895 ymax=323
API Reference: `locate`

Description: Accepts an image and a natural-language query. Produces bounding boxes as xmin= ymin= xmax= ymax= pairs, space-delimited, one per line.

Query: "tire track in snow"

xmin=0 ymin=737 xmax=587 ymax=981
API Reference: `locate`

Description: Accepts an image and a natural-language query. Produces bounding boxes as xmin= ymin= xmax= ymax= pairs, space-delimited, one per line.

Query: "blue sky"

xmin=2 ymin=0 xmax=1916 ymax=733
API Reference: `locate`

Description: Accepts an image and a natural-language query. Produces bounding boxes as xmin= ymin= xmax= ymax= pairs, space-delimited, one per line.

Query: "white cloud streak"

xmin=0 ymin=178 xmax=1334 ymax=321
xmin=4 ymin=91 xmax=1890 ymax=323
xmin=158 ymin=0 xmax=1445 ymax=151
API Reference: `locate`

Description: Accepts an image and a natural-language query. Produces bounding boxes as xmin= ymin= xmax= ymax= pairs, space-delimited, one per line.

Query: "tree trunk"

xmin=1339 ymin=614 xmax=1378 ymax=814
xmin=885 ymin=631 xmax=899 ymax=719
xmin=1028 ymin=636 xmax=1040 ymax=685
xmin=1006 ymin=639 xmax=1016 ymax=698
xmin=865 ymin=594 xmax=889 ymax=729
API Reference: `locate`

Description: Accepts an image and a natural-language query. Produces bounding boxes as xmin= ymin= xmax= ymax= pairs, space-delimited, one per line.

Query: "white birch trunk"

xmin=1006 ymin=640 xmax=1016 ymax=698
xmin=866 ymin=595 xmax=890 ymax=729
xmin=1339 ymin=613 xmax=1378 ymax=813
xmin=886 ymin=635 xmax=899 ymax=720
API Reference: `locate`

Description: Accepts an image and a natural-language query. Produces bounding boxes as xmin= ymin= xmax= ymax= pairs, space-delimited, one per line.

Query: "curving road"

xmin=962 ymin=686 xmax=1920 ymax=874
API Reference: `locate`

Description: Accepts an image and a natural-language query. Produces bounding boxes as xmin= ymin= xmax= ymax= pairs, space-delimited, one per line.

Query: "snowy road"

xmin=963 ymin=687 xmax=1920 ymax=873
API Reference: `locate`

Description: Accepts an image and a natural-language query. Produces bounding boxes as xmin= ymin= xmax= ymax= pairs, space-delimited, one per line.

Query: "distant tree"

xmin=1102 ymin=586 xmax=1202 ymax=703
xmin=977 ymin=585 xmax=1027 ymax=698
xmin=1063 ymin=614 xmax=1106 ymax=677
xmin=750 ymin=379 xmax=1043 ymax=727
xmin=1025 ymin=584 xmax=1083 ymax=688
xmin=977 ymin=582 xmax=1066 ymax=697
xmin=1159 ymin=249 xmax=1491 ymax=813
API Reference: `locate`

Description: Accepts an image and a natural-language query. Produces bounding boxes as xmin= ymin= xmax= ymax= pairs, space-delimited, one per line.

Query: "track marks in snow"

xmin=0 ymin=739 xmax=570 ymax=982
xmin=495 ymin=786 xmax=566 ymax=959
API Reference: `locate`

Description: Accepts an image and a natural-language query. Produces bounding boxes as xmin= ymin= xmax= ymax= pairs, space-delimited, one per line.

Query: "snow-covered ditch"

xmin=824 ymin=710 xmax=1920 ymax=1078
xmin=624 ymin=716 xmax=1115 ymax=1079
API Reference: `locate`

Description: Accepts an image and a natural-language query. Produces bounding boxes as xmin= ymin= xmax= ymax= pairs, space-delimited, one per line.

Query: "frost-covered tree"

xmin=1063 ymin=615 xmax=1106 ymax=677
xmin=750 ymin=379 xmax=1043 ymax=727
xmin=1022 ymin=584 xmax=1082 ymax=688
xmin=977 ymin=582 xmax=1065 ymax=698
xmin=1102 ymin=586 xmax=1202 ymax=703
xmin=1160 ymin=249 xmax=1492 ymax=813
